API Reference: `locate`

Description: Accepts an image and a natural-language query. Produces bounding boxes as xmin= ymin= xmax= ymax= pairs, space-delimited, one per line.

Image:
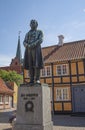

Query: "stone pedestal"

xmin=14 ymin=83 xmax=53 ymax=130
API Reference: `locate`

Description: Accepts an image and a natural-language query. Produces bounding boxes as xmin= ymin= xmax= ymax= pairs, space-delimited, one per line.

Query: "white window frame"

xmin=0 ymin=95 xmax=3 ymax=104
xmin=56 ymin=88 xmax=69 ymax=101
xmin=41 ymin=68 xmax=46 ymax=77
xmin=56 ymin=64 xmax=68 ymax=76
xmin=41 ymin=66 xmax=52 ymax=77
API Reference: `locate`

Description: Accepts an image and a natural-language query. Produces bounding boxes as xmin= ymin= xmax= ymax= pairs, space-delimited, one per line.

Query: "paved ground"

xmin=0 ymin=109 xmax=85 ymax=130
xmin=53 ymin=114 xmax=85 ymax=130
xmin=0 ymin=109 xmax=14 ymax=130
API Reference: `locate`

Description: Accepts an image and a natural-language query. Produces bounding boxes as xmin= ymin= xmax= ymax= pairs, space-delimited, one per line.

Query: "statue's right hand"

xmin=28 ymin=44 xmax=31 ymax=48
xmin=24 ymin=43 xmax=28 ymax=48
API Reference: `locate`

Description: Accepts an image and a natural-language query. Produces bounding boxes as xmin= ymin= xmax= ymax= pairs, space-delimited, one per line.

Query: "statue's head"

xmin=30 ymin=19 xmax=38 ymax=30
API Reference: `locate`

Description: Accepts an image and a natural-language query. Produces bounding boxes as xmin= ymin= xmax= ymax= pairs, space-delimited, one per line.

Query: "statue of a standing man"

xmin=23 ymin=20 xmax=44 ymax=84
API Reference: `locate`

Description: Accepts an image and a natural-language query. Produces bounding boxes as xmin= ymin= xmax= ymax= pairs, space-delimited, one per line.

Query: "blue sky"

xmin=0 ymin=0 xmax=85 ymax=66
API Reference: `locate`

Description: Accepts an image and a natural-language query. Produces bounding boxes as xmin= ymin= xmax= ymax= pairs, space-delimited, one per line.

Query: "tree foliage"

xmin=0 ymin=69 xmax=23 ymax=86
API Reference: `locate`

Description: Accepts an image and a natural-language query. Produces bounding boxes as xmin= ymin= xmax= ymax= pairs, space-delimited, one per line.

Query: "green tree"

xmin=0 ymin=70 xmax=23 ymax=86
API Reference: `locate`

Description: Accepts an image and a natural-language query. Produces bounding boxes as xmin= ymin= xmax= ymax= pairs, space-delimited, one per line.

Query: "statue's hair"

xmin=30 ymin=19 xmax=38 ymax=27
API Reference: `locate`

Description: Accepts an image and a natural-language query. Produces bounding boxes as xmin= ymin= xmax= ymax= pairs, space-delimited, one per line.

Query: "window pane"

xmin=62 ymin=64 xmax=67 ymax=75
xmin=47 ymin=66 xmax=51 ymax=76
xmin=41 ymin=68 xmax=45 ymax=76
xmin=0 ymin=96 xmax=2 ymax=102
xmin=5 ymin=96 xmax=9 ymax=103
xmin=56 ymin=89 xmax=62 ymax=101
xmin=57 ymin=66 xmax=61 ymax=75
xmin=63 ymin=89 xmax=68 ymax=100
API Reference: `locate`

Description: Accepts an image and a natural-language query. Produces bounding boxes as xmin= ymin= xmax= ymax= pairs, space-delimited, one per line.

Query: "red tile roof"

xmin=42 ymin=40 xmax=85 ymax=63
xmin=0 ymin=66 xmax=22 ymax=74
xmin=0 ymin=78 xmax=14 ymax=95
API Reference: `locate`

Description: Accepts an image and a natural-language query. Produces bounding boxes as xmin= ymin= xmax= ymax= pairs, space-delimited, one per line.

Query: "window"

xmin=57 ymin=64 xmax=68 ymax=76
xmin=5 ymin=95 xmax=9 ymax=104
xmin=57 ymin=66 xmax=61 ymax=75
xmin=56 ymin=88 xmax=69 ymax=101
xmin=0 ymin=95 xmax=3 ymax=104
xmin=47 ymin=66 xmax=51 ymax=76
xmin=41 ymin=66 xmax=51 ymax=77
xmin=41 ymin=68 xmax=46 ymax=77
xmin=62 ymin=64 xmax=68 ymax=75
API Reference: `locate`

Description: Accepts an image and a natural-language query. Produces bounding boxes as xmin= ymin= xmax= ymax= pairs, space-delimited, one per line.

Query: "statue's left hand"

xmin=30 ymin=43 xmax=36 ymax=48
xmin=27 ymin=44 xmax=31 ymax=48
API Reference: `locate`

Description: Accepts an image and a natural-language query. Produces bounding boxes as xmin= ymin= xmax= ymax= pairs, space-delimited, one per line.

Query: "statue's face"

xmin=30 ymin=20 xmax=38 ymax=30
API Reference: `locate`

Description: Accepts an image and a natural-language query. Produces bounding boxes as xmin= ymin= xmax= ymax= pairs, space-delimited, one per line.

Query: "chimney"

xmin=58 ymin=35 xmax=64 ymax=46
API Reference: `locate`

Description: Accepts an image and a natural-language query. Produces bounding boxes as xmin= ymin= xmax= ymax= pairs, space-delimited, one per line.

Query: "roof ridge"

xmin=42 ymin=39 xmax=85 ymax=49
xmin=64 ymin=39 xmax=85 ymax=45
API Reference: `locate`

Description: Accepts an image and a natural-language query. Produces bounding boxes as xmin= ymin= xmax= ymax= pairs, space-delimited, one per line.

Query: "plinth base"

xmin=14 ymin=122 xmax=53 ymax=130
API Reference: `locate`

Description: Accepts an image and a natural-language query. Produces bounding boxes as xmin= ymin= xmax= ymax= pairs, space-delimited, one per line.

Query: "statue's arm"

xmin=23 ymin=33 xmax=29 ymax=47
xmin=30 ymin=31 xmax=43 ymax=48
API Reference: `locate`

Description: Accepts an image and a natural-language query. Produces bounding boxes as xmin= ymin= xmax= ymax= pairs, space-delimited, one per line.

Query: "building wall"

xmin=13 ymin=82 xmax=18 ymax=108
xmin=6 ymin=82 xmax=18 ymax=109
xmin=0 ymin=94 xmax=12 ymax=109
xmin=23 ymin=59 xmax=85 ymax=113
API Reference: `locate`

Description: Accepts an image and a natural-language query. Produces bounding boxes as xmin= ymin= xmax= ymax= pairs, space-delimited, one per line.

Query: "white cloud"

xmin=0 ymin=54 xmax=13 ymax=67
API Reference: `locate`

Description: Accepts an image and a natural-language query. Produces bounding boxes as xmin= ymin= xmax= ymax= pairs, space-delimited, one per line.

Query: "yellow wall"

xmin=78 ymin=61 xmax=84 ymax=74
xmin=64 ymin=103 xmax=72 ymax=111
xmin=23 ymin=59 xmax=85 ymax=112
xmin=46 ymin=78 xmax=52 ymax=84
xmin=71 ymin=63 xmax=76 ymax=75
xmin=62 ymin=77 xmax=70 ymax=83
xmin=13 ymin=82 xmax=18 ymax=108
xmin=79 ymin=76 xmax=85 ymax=82
xmin=54 ymin=78 xmax=61 ymax=83
xmin=54 ymin=103 xmax=62 ymax=111
xmin=24 ymin=60 xmax=85 ymax=83
xmin=53 ymin=65 xmax=57 ymax=76
xmin=24 ymin=69 xmax=29 ymax=78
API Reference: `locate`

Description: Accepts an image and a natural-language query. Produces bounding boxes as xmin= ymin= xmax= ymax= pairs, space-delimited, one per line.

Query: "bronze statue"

xmin=23 ymin=20 xmax=43 ymax=84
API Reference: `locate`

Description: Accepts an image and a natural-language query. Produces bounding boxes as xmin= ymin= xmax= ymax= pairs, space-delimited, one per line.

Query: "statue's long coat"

xmin=23 ymin=30 xmax=44 ymax=70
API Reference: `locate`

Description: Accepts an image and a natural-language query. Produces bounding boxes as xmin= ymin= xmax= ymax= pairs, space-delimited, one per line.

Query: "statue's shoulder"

xmin=25 ymin=30 xmax=31 ymax=37
xmin=37 ymin=30 xmax=43 ymax=36
xmin=37 ymin=30 xmax=43 ymax=33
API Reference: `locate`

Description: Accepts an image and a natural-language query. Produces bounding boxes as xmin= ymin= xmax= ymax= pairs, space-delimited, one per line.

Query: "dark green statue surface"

xmin=23 ymin=20 xmax=44 ymax=84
